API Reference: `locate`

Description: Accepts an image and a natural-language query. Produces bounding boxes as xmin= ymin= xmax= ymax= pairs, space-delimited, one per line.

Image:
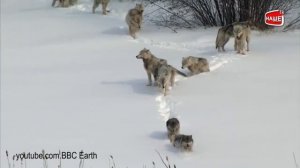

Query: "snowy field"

xmin=1 ymin=0 xmax=300 ymax=167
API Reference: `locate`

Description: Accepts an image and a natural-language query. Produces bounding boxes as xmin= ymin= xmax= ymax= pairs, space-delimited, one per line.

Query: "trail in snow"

xmin=155 ymin=95 xmax=179 ymax=122
xmin=153 ymin=54 xmax=233 ymax=123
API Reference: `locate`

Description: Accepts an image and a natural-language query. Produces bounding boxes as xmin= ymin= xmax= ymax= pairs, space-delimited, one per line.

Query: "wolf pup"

xmin=136 ymin=48 xmax=167 ymax=86
xmin=92 ymin=0 xmax=110 ymax=15
xmin=166 ymin=118 xmax=180 ymax=139
xmin=182 ymin=56 xmax=210 ymax=75
xmin=126 ymin=4 xmax=144 ymax=39
xmin=170 ymin=134 xmax=194 ymax=151
xmin=233 ymin=24 xmax=251 ymax=55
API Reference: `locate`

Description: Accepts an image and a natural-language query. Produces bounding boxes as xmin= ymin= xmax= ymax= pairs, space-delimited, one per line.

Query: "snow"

xmin=1 ymin=0 xmax=300 ymax=167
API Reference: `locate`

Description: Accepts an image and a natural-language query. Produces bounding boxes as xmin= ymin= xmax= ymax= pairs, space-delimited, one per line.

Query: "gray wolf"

xmin=92 ymin=0 xmax=110 ymax=15
xmin=136 ymin=48 xmax=167 ymax=86
xmin=215 ymin=24 xmax=234 ymax=52
xmin=155 ymin=64 xmax=187 ymax=95
xmin=233 ymin=23 xmax=251 ymax=55
xmin=126 ymin=4 xmax=144 ymax=39
xmin=170 ymin=134 xmax=194 ymax=151
xmin=166 ymin=118 xmax=180 ymax=139
xmin=52 ymin=0 xmax=77 ymax=7
xmin=156 ymin=64 xmax=173 ymax=96
xmin=182 ymin=56 xmax=210 ymax=75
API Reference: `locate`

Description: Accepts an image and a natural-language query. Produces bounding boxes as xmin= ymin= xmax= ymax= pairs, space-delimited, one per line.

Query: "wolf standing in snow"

xmin=52 ymin=0 xmax=77 ymax=7
xmin=233 ymin=23 xmax=251 ymax=55
xmin=182 ymin=56 xmax=210 ymax=75
xmin=92 ymin=0 xmax=110 ymax=15
xmin=215 ymin=24 xmax=234 ymax=52
xmin=170 ymin=134 xmax=194 ymax=151
xmin=166 ymin=118 xmax=180 ymax=139
xmin=126 ymin=4 xmax=144 ymax=39
xmin=136 ymin=48 xmax=167 ymax=86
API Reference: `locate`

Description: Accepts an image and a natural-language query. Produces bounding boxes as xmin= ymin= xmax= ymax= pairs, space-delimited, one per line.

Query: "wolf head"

xmin=181 ymin=56 xmax=193 ymax=69
xmin=135 ymin=3 xmax=144 ymax=14
xmin=167 ymin=119 xmax=180 ymax=138
xmin=166 ymin=118 xmax=180 ymax=131
xmin=182 ymin=135 xmax=193 ymax=151
xmin=136 ymin=48 xmax=152 ymax=60
xmin=233 ymin=25 xmax=244 ymax=39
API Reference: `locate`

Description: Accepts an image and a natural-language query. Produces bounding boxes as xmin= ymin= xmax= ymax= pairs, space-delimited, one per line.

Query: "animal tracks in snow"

xmin=155 ymin=95 xmax=179 ymax=122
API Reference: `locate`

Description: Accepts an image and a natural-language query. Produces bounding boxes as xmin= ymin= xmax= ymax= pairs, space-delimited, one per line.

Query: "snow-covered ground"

xmin=1 ymin=0 xmax=300 ymax=167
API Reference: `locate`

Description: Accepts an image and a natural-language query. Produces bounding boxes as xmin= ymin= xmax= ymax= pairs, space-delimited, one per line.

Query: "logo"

xmin=265 ymin=10 xmax=284 ymax=26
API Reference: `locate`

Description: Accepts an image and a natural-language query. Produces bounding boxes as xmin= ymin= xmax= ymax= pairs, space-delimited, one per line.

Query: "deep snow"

xmin=1 ymin=0 xmax=300 ymax=168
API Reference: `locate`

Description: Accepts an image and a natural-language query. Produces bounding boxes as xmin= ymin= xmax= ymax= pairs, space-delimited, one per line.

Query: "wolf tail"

xmin=169 ymin=66 xmax=187 ymax=77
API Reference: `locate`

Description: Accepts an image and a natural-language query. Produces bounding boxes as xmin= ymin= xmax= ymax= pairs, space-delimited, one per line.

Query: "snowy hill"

xmin=1 ymin=0 xmax=300 ymax=168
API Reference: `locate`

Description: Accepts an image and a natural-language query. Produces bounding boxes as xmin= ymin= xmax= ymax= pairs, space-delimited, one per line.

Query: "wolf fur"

xmin=155 ymin=64 xmax=187 ymax=95
xmin=92 ymin=0 xmax=110 ymax=15
xmin=170 ymin=134 xmax=194 ymax=151
xmin=166 ymin=118 xmax=180 ymax=139
xmin=126 ymin=4 xmax=144 ymax=39
xmin=182 ymin=56 xmax=210 ymax=75
xmin=52 ymin=0 xmax=77 ymax=7
xmin=156 ymin=64 xmax=173 ymax=96
xmin=215 ymin=24 xmax=234 ymax=52
xmin=136 ymin=48 xmax=167 ymax=86
xmin=233 ymin=24 xmax=251 ymax=55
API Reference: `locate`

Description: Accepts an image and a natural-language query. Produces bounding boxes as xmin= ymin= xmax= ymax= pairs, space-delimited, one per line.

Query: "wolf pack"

xmin=52 ymin=1 xmax=253 ymax=152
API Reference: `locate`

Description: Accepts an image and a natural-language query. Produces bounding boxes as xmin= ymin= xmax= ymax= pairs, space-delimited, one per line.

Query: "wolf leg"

xmin=102 ymin=2 xmax=108 ymax=15
xmin=92 ymin=0 xmax=99 ymax=13
xmin=146 ymin=71 xmax=152 ymax=86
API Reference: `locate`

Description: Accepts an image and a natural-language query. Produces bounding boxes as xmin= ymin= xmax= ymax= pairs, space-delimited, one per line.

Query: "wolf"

xmin=182 ymin=56 xmax=210 ymax=75
xmin=166 ymin=118 xmax=180 ymax=139
xmin=92 ymin=0 xmax=110 ymax=15
xmin=156 ymin=64 xmax=173 ymax=96
xmin=136 ymin=48 xmax=167 ymax=86
xmin=52 ymin=0 xmax=77 ymax=7
xmin=215 ymin=24 xmax=234 ymax=52
xmin=233 ymin=24 xmax=251 ymax=55
xmin=170 ymin=134 xmax=194 ymax=151
xmin=155 ymin=64 xmax=187 ymax=95
xmin=126 ymin=4 xmax=144 ymax=39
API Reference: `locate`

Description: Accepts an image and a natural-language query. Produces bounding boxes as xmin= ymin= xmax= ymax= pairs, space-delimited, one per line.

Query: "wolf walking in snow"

xmin=52 ymin=0 xmax=77 ymax=7
xmin=92 ymin=0 xmax=110 ymax=15
xmin=170 ymin=134 xmax=194 ymax=151
xmin=166 ymin=118 xmax=180 ymax=139
xmin=136 ymin=48 xmax=167 ymax=86
xmin=233 ymin=23 xmax=251 ymax=55
xmin=156 ymin=64 xmax=174 ymax=96
xmin=126 ymin=4 xmax=144 ymax=39
xmin=155 ymin=63 xmax=187 ymax=95
xmin=215 ymin=24 xmax=234 ymax=52
xmin=182 ymin=56 xmax=210 ymax=75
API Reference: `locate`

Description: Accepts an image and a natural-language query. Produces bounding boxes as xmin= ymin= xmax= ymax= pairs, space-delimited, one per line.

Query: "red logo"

xmin=265 ymin=10 xmax=284 ymax=26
